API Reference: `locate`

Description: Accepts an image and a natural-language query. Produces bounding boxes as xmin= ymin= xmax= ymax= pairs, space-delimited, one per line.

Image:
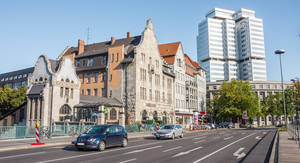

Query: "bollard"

xmin=31 ymin=123 xmax=45 ymax=145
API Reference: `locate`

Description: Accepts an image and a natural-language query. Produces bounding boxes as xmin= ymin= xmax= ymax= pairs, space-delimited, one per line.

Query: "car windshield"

xmin=86 ymin=126 xmax=107 ymax=134
xmin=162 ymin=125 xmax=174 ymax=129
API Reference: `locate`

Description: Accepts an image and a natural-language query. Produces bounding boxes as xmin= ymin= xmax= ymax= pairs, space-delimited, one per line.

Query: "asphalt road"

xmin=0 ymin=128 xmax=276 ymax=163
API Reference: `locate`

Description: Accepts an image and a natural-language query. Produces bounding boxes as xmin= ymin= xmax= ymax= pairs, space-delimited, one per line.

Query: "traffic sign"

xmin=242 ymin=110 xmax=248 ymax=119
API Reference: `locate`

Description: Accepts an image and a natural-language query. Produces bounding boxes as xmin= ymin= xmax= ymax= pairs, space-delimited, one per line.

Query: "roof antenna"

xmin=86 ymin=27 xmax=90 ymax=45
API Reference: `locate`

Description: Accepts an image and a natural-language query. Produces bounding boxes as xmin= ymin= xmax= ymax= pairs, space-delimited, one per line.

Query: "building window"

xmin=116 ymin=53 xmax=119 ymax=62
xmin=155 ymin=60 xmax=159 ymax=68
xmin=87 ymin=89 xmax=91 ymax=96
xmin=71 ymin=88 xmax=74 ymax=98
xmin=259 ymin=84 xmax=263 ymax=89
xmin=112 ymin=54 xmax=114 ymax=62
xmin=252 ymin=85 xmax=255 ymax=89
xmin=81 ymin=89 xmax=84 ymax=95
xmin=110 ymin=108 xmax=117 ymax=120
xmin=65 ymin=88 xmax=69 ymax=97
xmin=102 ymin=72 xmax=106 ymax=81
xmin=88 ymin=73 xmax=91 ymax=83
xmin=59 ymin=104 xmax=71 ymax=114
xmin=213 ymin=85 xmax=217 ymax=89
xmin=88 ymin=58 xmax=94 ymax=67
xmin=110 ymin=90 xmax=112 ymax=97
xmin=94 ymin=88 xmax=98 ymax=96
xmin=75 ymin=60 xmax=80 ymax=67
xmin=60 ymin=87 xmax=64 ymax=97
xmin=149 ymin=89 xmax=152 ymax=101
xmin=94 ymin=72 xmax=98 ymax=83
xmin=103 ymin=56 xmax=107 ymax=64
xmin=110 ymin=74 xmax=112 ymax=81
xmin=102 ymin=88 xmax=106 ymax=97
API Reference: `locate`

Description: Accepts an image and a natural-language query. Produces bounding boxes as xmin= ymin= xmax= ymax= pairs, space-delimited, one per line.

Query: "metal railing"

xmin=0 ymin=124 xmax=159 ymax=140
xmin=287 ymin=124 xmax=300 ymax=148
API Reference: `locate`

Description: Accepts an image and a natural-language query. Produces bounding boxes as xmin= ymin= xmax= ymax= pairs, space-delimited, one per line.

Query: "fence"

xmin=0 ymin=124 xmax=159 ymax=140
xmin=287 ymin=124 xmax=300 ymax=148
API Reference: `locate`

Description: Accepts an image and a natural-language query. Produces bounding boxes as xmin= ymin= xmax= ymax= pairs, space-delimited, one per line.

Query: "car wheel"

xmin=180 ymin=132 xmax=183 ymax=138
xmin=98 ymin=141 xmax=106 ymax=151
xmin=122 ymin=138 xmax=128 ymax=147
xmin=172 ymin=133 xmax=175 ymax=140
xmin=156 ymin=137 xmax=160 ymax=140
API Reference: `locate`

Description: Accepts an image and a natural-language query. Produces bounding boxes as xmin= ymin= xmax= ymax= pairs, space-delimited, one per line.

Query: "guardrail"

xmin=0 ymin=124 xmax=159 ymax=139
xmin=287 ymin=124 xmax=300 ymax=148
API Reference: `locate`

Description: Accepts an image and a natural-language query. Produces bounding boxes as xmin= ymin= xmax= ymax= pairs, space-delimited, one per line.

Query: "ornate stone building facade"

xmin=26 ymin=56 xmax=81 ymax=126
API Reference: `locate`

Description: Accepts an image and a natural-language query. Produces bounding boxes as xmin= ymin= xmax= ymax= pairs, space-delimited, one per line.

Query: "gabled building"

xmin=159 ymin=42 xmax=206 ymax=128
xmin=60 ymin=19 xmax=175 ymax=125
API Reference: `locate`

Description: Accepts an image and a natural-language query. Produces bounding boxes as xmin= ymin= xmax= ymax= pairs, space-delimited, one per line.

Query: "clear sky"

xmin=0 ymin=0 xmax=299 ymax=81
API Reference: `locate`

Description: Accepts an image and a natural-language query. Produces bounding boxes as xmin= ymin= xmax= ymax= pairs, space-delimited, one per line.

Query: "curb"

xmin=269 ymin=130 xmax=279 ymax=163
xmin=0 ymin=133 xmax=155 ymax=152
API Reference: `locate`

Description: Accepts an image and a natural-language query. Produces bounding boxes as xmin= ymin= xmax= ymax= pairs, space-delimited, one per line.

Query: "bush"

xmin=279 ymin=126 xmax=287 ymax=131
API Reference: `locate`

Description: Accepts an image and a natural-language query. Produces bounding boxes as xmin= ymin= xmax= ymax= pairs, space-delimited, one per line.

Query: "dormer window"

xmin=39 ymin=77 xmax=43 ymax=81
xmin=66 ymin=79 xmax=70 ymax=83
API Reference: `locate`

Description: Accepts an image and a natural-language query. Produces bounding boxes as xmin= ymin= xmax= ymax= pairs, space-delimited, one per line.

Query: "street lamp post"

xmin=275 ymin=49 xmax=287 ymax=128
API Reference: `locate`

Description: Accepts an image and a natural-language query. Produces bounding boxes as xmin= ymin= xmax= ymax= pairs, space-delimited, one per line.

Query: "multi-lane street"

xmin=0 ymin=128 xmax=276 ymax=163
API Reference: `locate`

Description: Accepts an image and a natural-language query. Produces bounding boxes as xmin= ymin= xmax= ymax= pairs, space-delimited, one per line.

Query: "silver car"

xmin=154 ymin=124 xmax=183 ymax=140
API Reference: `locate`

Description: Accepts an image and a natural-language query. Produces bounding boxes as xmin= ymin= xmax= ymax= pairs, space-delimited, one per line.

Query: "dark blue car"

xmin=75 ymin=125 xmax=128 ymax=151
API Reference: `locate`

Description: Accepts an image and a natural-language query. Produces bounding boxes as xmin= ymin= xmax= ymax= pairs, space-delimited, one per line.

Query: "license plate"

xmin=77 ymin=143 xmax=84 ymax=146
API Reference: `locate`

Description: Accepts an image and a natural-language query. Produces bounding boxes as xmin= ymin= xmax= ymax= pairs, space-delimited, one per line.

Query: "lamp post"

xmin=291 ymin=78 xmax=299 ymax=125
xmin=275 ymin=49 xmax=287 ymax=128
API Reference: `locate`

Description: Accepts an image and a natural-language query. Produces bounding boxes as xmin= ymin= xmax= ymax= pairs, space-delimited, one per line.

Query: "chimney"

xmin=78 ymin=40 xmax=85 ymax=55
xmin=127 ymin=32 xmax=130 ymax=38
xmin=111 ymin=37 xmax=115 ymax=45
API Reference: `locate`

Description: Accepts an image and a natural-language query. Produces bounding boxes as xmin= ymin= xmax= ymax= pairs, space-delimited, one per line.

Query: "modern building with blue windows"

xmin=197 ymin=8 xmax=267 ymax=82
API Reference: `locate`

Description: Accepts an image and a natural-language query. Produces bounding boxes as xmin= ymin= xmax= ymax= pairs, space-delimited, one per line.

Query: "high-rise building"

xmin=197 ymin=8 xmax=267 ymax=82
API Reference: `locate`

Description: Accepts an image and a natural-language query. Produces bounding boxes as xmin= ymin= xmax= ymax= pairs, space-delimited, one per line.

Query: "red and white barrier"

xmin=31 ymin=123 xmax=45 ymax=145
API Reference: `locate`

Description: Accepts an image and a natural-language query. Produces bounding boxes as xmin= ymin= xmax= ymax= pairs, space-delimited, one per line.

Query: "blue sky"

xmin=0 ymin=0 xmax=299 ymax=81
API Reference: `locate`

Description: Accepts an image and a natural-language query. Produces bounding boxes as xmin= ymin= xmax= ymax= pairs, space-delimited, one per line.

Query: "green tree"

xmin=0 ymin=85 xmax=27 ymax=116
xmin=213 ymin=79 xmax=259 ymax=123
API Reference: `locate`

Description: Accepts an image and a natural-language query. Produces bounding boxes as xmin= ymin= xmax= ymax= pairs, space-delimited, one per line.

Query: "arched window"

xmin=59 ymin=104 xmax=71 ymax=114
xmin=110 ymin=108 xmax=117 ymax=120
xmin=39 ymin=77 xmax=43 ymax=81
xmin=66 ymin=79 xmax=70 ymax=82
xmin=61 ymin=79 xmax=64 ymax=82
xmin=142 ymin=110 xmax=148 ymax=121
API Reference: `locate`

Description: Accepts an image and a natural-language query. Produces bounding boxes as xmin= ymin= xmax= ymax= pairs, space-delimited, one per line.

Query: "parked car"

xmin=218 ymin=122 xmax=234 ymax=128
xmin=154 ymin=124 xmax=183 ymax=140
xmin=74 ymin=125 xmax=128 ymax=151
xmin=206 ymin=123 xmax=215 ymax=129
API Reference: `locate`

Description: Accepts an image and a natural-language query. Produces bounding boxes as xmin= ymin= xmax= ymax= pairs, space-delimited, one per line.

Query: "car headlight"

xmin=88 ymin=138 xmax=97 ymax=142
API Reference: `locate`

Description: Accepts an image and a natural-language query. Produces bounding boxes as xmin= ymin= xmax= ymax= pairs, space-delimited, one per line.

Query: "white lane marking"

xmin=194 ymin=136 xmax=207 ymax=140
xmin=163 ymin=146 xmax=182 ymax=152
xmin=194 ymin=140 xmax=204 ymax=144
xmin=224 ymin=136 xmax=233 ymax=140
xmin=173 ymin=146 xmax=203 ymax=158
xmin=233 ymin=147 xmax=246 ymax=159
xmin=36 ymin=134 xmax=202 ymax=163
xmin=193 ymin=133 xmax=256 ymax=163
xmin=124 ymin=145 xmax=162 ymax=154
xmin=255 ymin=136 xmax=262 ymax=140
xmin=129 ymin=139 xmax=144 ymax=143
xmin=263 ymin=132 xmax=266 ymax=134
xmin=0 ymin=151 xmax=46 ymax=160
xmin=119 ymin=158 xmax=137 ymax=163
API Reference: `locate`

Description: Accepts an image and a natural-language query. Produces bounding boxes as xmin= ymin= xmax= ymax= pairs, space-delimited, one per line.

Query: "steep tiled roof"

xmin=162 ymin=56 xmax=175 ymax=64
xmin=158 ymin=42 xmax=181 ymax=57
xmin=64 ymin=36 xmax=141 ymax=58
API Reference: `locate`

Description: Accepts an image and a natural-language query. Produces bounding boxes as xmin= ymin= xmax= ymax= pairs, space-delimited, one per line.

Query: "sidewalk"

xmin=0 ymin=131 xmax=154 ymax=152
xmin=278 ymin=131 xmax=300 ymax=163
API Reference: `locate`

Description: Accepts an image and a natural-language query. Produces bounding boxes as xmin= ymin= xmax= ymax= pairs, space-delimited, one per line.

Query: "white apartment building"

xmin=197 ymin=8 xmax=267 ymax=82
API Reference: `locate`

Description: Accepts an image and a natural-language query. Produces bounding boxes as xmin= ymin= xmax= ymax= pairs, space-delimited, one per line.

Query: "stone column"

xmin=119 ymin=107 xmax=125 ymax=127
xmin=26 ymin=98 xmax=31 ymax=126
xmin=31 ymin=98 xmax=36 ymax=126
xmin=36 ymin=97 xmax=40 ymax=124
xmin=98 ymin=105 xmax=105 ymax=125
xmin=40 ymin=98 xmax=44 ymax=126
